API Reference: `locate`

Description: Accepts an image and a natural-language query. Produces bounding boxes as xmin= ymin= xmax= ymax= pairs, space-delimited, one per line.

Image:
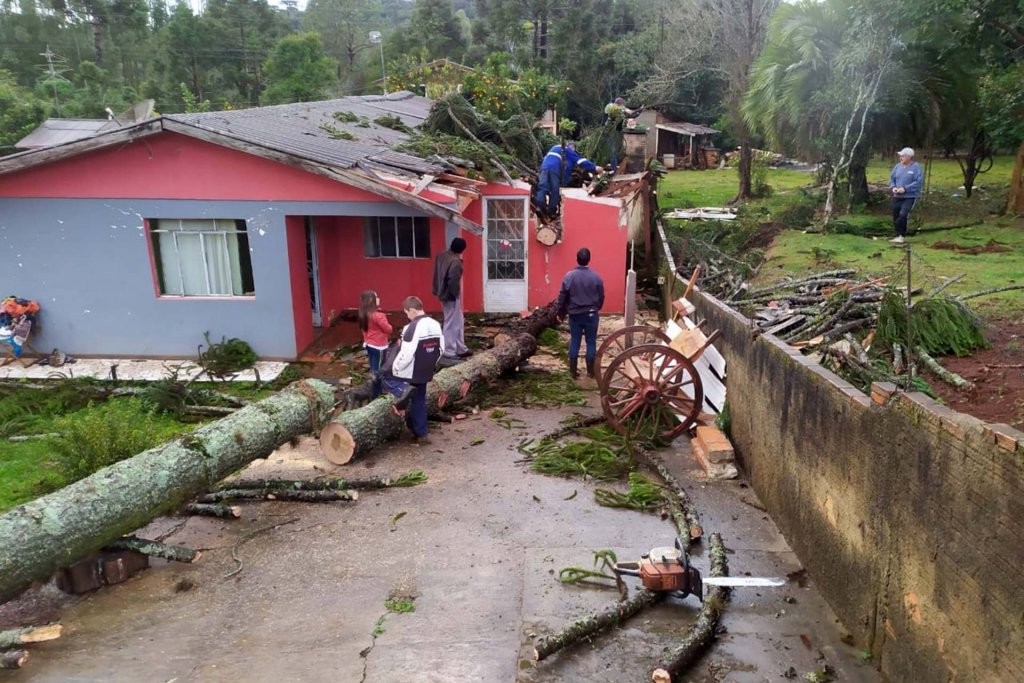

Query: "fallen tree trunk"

xmin=0 ymin=380 xmax=335 ymax=603
xmin=650 ymin=532 xmax=729 ymax=683
xmin=184 ymin=503 xmax=241 ymax=519
xmin=637 ymin=447 xmax=702 ymax=543
xmin=320 ymin=332 xmax=541 ymax=464
xmin=0 ymin=624 xmax=62 ymax=649
xmin=103 ymin=537 xmax=200 ymax=564
xmin=198 ymin=489 xmax=358 ymax=503
xmin=0 ymin=650 xmax=29 ymax=669
xmin=534 ymin=589 xmax=665 ymax=662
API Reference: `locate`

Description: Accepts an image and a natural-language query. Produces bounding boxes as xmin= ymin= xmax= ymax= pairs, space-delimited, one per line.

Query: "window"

xmin=150 ymin=219 xmax=255 ymax=297
xmin=364 ymin=216 xmax=431 ymax=258
xmin=485 ymin=199 xmax=526 ymax=280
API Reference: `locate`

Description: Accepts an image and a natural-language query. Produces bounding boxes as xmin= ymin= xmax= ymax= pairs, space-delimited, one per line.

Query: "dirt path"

xmin=2 ymin=392 xmax=877 ymax=682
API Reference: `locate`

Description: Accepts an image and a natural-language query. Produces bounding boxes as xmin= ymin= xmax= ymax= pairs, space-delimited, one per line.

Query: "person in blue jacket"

xmin=889 ymin=147 xmax=923 ymax=244
xmin=556 ymin=247 xmax=605 ymax=380
xmin=534 ymin=142 xmax=598 ymax=219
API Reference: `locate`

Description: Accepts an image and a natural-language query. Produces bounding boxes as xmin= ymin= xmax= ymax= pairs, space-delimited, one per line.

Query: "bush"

xmin=772 ymin=193 xmax=818 ymax=229
xmin=51 ymin=398 xmax=167 ymax=481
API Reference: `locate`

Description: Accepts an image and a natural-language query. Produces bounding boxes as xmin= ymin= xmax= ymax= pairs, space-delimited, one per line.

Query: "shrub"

xmin=772 ymin=193 xmax=818 ymax=229
xmin=51 ymin=398 xmax=167 ymax=481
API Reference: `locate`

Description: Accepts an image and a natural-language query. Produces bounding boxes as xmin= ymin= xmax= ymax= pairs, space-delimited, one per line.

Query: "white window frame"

xmin=363 ymin=216 xmax=431 ymax=259
xmin=150 ymin=218 xmax=255 ymax=298
xmin=483 ymin=197 xmax=528 ymax=281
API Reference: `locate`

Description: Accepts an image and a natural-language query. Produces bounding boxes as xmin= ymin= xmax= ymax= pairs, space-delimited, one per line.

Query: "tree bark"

xmin=0 ymin=380 xmax=335 ymax=603
xmin=320 ymin=333 xmax=542 ymax=464
xmin=0 ymin=650 xmax=29 ymax=669
xmin=637 ymin=447 xmax=703 ymax=543
xmin=103 ymin=537 xmax=200 ymax=564
xmin=184 ymin=503 xmax=241 ymax=519
xmin=847 ymin=142 xmax=869 ymax=208
xmin=1008 ymin=140 xmax=1024 ymax=215
xmin=198 ymin=489 xmax=358 ymax=503
xmin=735 ymin=139 xmax=752 ymax=200
xmin=217 ymin=476 xmax=394 ymax=491
xmin=650 ymin=532 xmax=729 ymax=683
xmin=534 ymin=589 xmax=665 ymax=662
xmin=0 ymin=624 xmax=62 ymax=649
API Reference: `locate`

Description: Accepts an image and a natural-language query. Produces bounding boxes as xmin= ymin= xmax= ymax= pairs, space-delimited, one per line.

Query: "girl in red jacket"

xmin=358 ymin=290 xmax=392 ymax=383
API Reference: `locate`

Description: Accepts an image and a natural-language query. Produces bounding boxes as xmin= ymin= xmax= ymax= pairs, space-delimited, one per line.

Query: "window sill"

xmin=155 ymin=295 xmax=257 ymax=301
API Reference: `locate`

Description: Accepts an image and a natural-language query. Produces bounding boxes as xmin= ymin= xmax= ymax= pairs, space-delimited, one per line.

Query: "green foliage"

xmin=373 ymin=114 xmax=413 ymax=133
xmin=593 ymin=472 xmax=665 ymax=510
xmin=0 ymin=70 xmax=45 ymax=155
xmin=391 ymin=470 xmax=428 ymax=487
xmin=384 ymin=597 xmax=416 ymax=613
xmin=522 ymin=425 xmax=636 ymax=481
xmin=558 ymin=549 xmax=620 ymax=585
xmin=199 ymin=333 xmax=258 ymax=377
xmin=979 ymin=63 xmax=1024 ymax=149
xmin=475 ymin=369 xmax=586 ymax=409
xmin=50 ymin=398 xmax=173 ymax=481
xmin=0 ymin=379 xmax=104 ymax=437
xmin=263 ymin=33 xmax=338 ymax=105
xmin=461 ymin=54 xmax=567 ymax=119
xmin=876 ymin=290 xmax=988 ymax=358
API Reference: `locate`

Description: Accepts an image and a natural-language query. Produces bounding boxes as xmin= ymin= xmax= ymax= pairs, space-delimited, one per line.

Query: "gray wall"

xmin=0 ymin=198 xmax=433 ymax=359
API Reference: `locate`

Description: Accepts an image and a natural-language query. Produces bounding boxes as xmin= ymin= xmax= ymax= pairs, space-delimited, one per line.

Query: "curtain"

xmin=156 ymin=219 xmax=245 ymax=296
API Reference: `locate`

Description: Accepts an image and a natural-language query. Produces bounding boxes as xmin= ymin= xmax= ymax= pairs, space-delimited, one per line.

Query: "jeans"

xmin=380 ymin=376 xmax=428 ymax=438
xmin=366 ymin=346 xmax=384 ymax=397
xmin=534 ymin=168 xmax=561 ymax=216
xmin=568 ymin=312 xmax=599 ymax=362
xmin=892 ymin=197 xmax=917 ymax=237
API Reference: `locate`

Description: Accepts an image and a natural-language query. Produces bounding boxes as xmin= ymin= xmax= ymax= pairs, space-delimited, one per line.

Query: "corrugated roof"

xmin=166 ymin=91 xmax=441 ymax=174
xmin=15 ymin=118 xmax=118 ymax=149
xmin=656 ymin=122 xmax=719 ymax=137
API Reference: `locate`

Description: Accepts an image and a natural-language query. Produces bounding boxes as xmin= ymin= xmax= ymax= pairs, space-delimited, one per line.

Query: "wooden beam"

xmin=0 ymin=121 xmax=162 ymax=174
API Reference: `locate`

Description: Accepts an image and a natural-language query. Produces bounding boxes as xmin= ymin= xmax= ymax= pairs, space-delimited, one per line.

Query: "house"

xmin=0 ymin=92 xmax=630 ymax=361
xmin=635 ymin=110 xmax=719 ymax=169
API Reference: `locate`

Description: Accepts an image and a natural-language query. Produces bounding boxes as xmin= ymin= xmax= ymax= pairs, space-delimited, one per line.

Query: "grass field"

xmin=658 ymin=156 xmax=1024 ymax=316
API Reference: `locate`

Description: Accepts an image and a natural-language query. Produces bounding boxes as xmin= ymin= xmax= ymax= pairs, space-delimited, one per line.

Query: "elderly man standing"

xmin=556 ymin=247 xmax=605 ymax=380
xmin=889 ymin=147 xmax=923 ymax=244
xmin=432 ymin=237 xmax=472 ymax=360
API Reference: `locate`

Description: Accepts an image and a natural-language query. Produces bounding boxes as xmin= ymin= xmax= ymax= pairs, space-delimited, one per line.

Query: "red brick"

xmin=56 ymin=558 xmax=102 ymax=594
xmin=871 ymin=382 xmax=898 ymax=405
xmin=986 ymin=424 xmax=1023 ymax=453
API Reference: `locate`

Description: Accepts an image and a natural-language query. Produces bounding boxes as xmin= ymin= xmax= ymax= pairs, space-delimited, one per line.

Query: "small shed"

xmin=635 ymin=111 xmax=719 ymax=170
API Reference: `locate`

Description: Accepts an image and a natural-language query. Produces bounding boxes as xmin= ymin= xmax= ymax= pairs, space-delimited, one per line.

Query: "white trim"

xmin=482 ymin=196 xmax=529 ymax=312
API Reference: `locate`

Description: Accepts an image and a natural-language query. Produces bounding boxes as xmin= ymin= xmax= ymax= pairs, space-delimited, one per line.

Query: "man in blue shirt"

xmin=556 ymin=248 xmax=605 ymax=380
xmin=889 ymin=147 xmax=923 ymax=244
xmin=534 ymin=142 xmax=598 ymax=220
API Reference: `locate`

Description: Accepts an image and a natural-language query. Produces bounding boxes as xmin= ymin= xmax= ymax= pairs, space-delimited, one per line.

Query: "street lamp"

xmin=368 ymin=31 xmax=386 ymax=95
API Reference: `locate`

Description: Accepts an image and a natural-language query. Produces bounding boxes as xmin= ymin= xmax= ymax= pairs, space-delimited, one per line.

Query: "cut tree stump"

xmin=320 ymin=331 xmax=548 ymax=464
xmin=0 ymin=650 xmax=29 ymax=669
xmin=103 ymin=537 xmax=201 ymax=564
xmin=0 ymin=624 xmax=62 ymax=649
xmin=0 ymin=380 xmax=335 ymax=603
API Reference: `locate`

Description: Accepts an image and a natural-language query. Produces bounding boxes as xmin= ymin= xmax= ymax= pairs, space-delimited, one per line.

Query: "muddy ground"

xmin=927 ymin=316 xmax=1024 ymax=429
xmin=1 ymin=368 xmax=877 ymax=683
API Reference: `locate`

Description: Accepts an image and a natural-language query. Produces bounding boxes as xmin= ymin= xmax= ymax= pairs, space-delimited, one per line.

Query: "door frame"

xmin=482 ymin=196 xmax=529 ymax=313
xmin=304 ymin=216 xmax=322 ymax=327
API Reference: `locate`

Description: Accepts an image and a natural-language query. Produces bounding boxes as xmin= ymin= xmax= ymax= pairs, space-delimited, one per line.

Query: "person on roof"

xmin=603 ymin=97 xmax=640 ymax=173
xmin=533 ymin=142 xmax=598 ymax=220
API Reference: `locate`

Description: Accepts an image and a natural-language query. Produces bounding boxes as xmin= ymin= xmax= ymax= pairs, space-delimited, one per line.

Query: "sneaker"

xmin=456 ymin=349 xmax=473 ymax=358
xmin=889 ymin=236 xmax=905 ymax=244
xmin=413 ymin=436 xmax=432 ymax=446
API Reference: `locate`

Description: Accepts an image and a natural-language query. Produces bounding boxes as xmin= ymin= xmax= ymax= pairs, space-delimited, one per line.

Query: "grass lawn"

xmin=659 ymin=156 xmax=1024 ymax=317
xmin=0 ymin=380 xmax=271 ymax=514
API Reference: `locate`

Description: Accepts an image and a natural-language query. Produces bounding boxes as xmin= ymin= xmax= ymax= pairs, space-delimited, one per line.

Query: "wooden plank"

xmin=411 ymin=174 xmax=436 ymax=194
xmin=682 ymin=317 xmax=726 ymax=379
xmin=766 ymin=315 xmax=805 ymax=336
xmin=0 ymin=121 xmax=162 ymax=175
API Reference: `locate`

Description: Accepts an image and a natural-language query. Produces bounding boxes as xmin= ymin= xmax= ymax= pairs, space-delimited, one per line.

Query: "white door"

xmin=483 ymin=198 xmax=528 ymax=312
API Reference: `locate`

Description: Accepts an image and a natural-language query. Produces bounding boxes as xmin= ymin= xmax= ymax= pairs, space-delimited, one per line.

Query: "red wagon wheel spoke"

xmin=595 ymin=326 xmax=670 ymax=392
xmin=600 ymin=344 xmax=704 ymax=443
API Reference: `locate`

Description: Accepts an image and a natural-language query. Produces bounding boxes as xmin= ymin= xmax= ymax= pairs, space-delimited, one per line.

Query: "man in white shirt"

xmin=379 ymin=296 xmax=444 ymax=443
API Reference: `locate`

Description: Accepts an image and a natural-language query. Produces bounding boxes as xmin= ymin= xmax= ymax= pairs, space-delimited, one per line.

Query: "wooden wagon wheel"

xmin=595 ymin=325 xmax=671 ymax=391
xmin=600 ymin=344 xmax=703 ymax=443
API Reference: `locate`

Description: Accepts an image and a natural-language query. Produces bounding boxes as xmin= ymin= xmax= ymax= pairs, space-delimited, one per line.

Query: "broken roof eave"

xmin=0 ymin=118 xmax=483 ymax=236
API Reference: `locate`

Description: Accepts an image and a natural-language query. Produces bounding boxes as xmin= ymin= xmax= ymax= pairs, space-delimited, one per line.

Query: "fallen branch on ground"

xmin=0 ymin=650 xmax=29 ymax=669
xmin=636 ymin=447 xmax=703 ymax=543
xmin=217 ymin=471 xmax=427 ymax=492
xmin=650 ymin=532 xmax=729 ymax=683
xmin=223 ymin=517 xmax=299 ymax=579
xmin=198 ymin=489 xmax=359 ymax=504
xmin=916 ymin=348 xmax=974 ymax=390
xmin=184 ymin=503 xmax=241 ymax=518
xmin=0 ymin=625 xmax=62 ymax=649
xmin=534 ymin=589 xmax=665 ymax=662
xmin=103 ymin=537 xmax=200 ymax=563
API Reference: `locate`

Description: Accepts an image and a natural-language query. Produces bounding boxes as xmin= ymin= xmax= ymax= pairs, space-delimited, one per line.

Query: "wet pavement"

xmin=2 ymin=386 xmax=879 ymax=682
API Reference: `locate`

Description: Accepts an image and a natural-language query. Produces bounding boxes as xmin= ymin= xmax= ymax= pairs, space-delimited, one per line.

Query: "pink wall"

xmin=315 ymin=215 xmax=448 ymax=315
xmin=0 ymin=131 xmax=394 ymax=201
xmin=286 ymin=215 xmax=314 ymax=355
xmin=528 ymin=196 xmax=627 ymax=313
xmin=458 ymin=200 xmax=485 ymax=313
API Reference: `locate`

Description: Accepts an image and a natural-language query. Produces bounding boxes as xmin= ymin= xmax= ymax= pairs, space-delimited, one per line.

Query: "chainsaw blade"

xmin=701 ymin=577 xmax=786 ymax=588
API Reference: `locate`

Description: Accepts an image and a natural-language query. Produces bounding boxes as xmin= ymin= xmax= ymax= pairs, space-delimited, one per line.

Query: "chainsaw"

xmin=613 ymin=537 xmax=785 ymax=602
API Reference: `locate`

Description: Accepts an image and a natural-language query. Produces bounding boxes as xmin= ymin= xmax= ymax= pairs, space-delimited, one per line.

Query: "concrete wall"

xmin=689 ymin=288 xmax=1024 ymax=681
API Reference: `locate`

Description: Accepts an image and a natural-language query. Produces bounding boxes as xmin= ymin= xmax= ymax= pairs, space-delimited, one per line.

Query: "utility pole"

xmin=38 ymin=46 xmax=71 ymax=117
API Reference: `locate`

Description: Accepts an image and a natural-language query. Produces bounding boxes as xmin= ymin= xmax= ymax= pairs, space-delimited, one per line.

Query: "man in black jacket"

xmin=432 ymin=237 xmax=472 ymax=361
xmin=556 ymin=248 xmax=605 ymax=379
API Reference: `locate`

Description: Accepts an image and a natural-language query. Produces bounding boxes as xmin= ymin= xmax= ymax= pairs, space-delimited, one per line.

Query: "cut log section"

xmin=0 ymin=624 xmax=62 ymax=649
xmin=103 ymin=537 xmax=201 ymax=564
xmin=198 ymin=489 xmax=358 ymax=503
xmin=0 ymin=380 xmax=335 ymax=603
xmin=320 ymin=332 xmax=542 ymax=464
xmin=184 ymin=503 xmax=241 ymax=518
xmin=534 ymin=589 xmax=665 ymax=661
xmin=0 ymin=650 xmax=29 ymax=669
